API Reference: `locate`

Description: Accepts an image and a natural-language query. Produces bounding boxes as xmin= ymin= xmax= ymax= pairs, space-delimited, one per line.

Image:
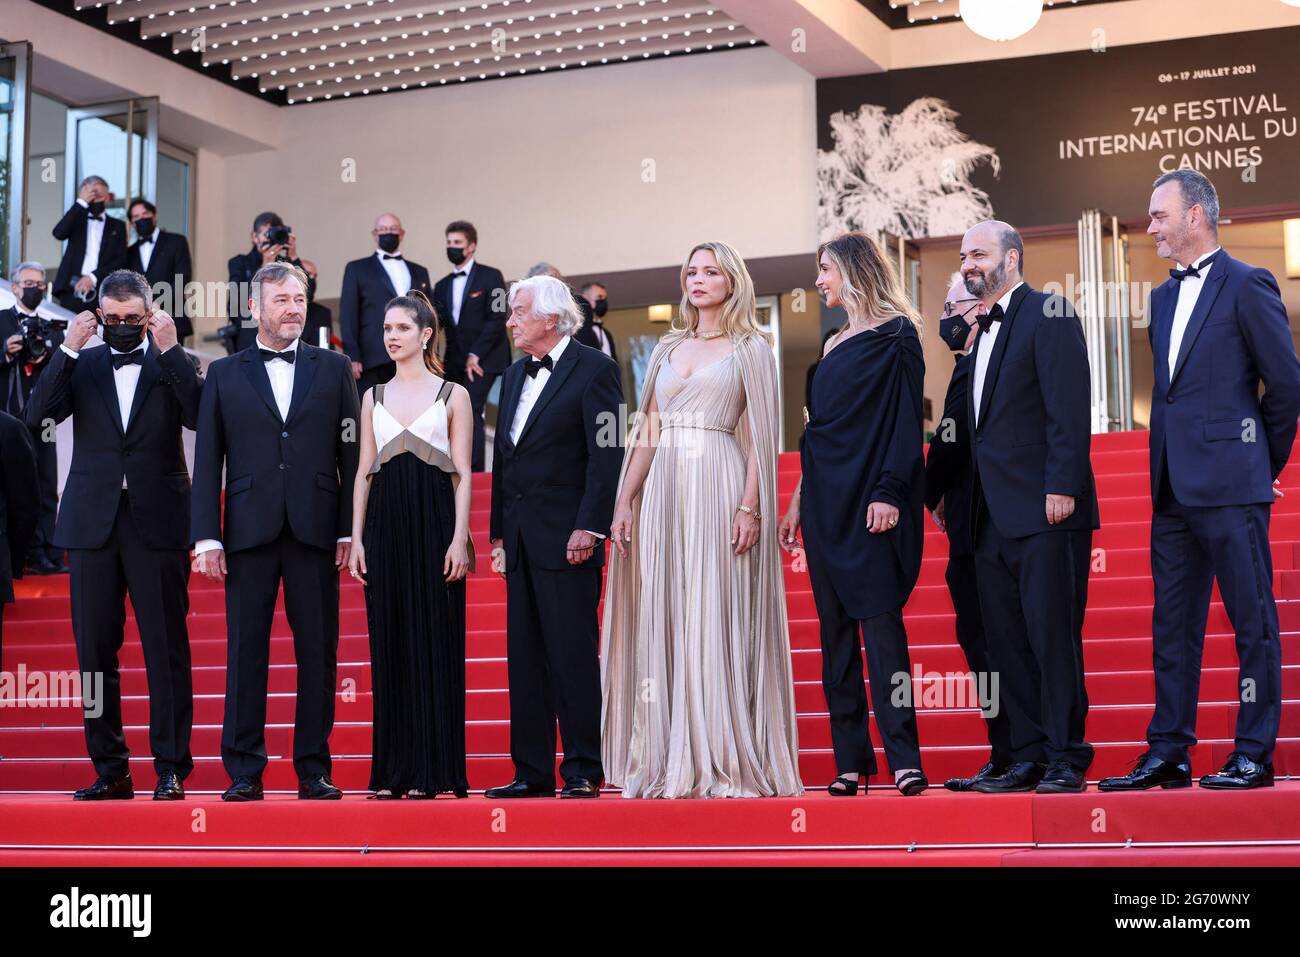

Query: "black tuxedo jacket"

xmin=433 ymin=262 xmax=510 ymax=375
xmin=490 ymin=341 xmax=623 ymax=572
xmin=191 ymin=341 xmax=360 ymax=554
xmin=924 ymin=353 xmax=975 ymax=557
xmin=129 ymin=230 xmax=194 ymax=338
xmin=52 ymin=204 xmax=128 ymax=303
xmin=339 ymin=253 xmax=433 ymax=370
xmin=0 ymin=410 xmax=38 ymax=603
xmin=25 ymin=341 xmax=202 ymax=551
xmin=570 ymin=294 xmax=619 ymax=365
xmin=1148 ymin=250 xmax=1300 ymax=507
xmin=967 ymin=283 xmax=1099 ymax=539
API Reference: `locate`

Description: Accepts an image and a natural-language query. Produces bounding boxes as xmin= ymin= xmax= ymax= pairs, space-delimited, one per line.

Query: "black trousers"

xmin=1149 ymin=471 xmax=1281 ymax=764
xmin=504 ymin=539 xmax=604 ymax=786
xmin=68 ymin=490 xmax=193 ymax=780
xmin=449 ymin=367 xmax=498 ymax=472
xmin=222 ymin=526 xmax=339 ymax=781
xmin=29 ymin=425 xmax=59 ymax=565
xmin=357 ymin=361 xmax=395 ymax=401
xmin=973 ymin=501 xmax=1093 ymax=771
xmin=806 ymin=542 xmax=922 ymax=776
xmin=945 ymin=553 xmax=1014 ymax=767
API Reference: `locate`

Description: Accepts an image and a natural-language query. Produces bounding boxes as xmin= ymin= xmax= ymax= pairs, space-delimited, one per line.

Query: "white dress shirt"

xmin=972 ymin=280 xmax=1024 ymax=426
xmin=76 ymin=198 xmax=106 ymax=287
xmin=376 ymin=248 xmax=412 ymax=297
xmin=450 ymin=257 xmax=475 ymax=326
xmin=137 ymin=227 xmax=158 ymax=272
xmin=60 ymin=337 xmax=149 ymax=487
xmin=591 ymin=322 xmax=613 ymax=357
xmin=1167 ymin=246 xmax=1222 ymax=379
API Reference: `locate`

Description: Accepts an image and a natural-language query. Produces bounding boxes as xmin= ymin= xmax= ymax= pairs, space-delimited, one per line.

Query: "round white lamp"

xmin=959 ymin=0 xmax=1044 ymax=42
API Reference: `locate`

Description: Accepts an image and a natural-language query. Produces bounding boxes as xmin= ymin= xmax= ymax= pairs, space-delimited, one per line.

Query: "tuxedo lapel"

xmin=1151 ymin=282 xmax=1177 ymax=392
xmin=1170 ymin=258 xmax=1229 ymax=387
xmin=974 ymin=284 xmax=1029 ymax=431
xmin=286 ymin=342 xmax=320 ymax=424
xmin=497 ymin=363 xmax=525 ymax=454
xmin=516 ymin=345 xmax=579 ymax=448
xmin=239 ymin=346 xmax=284 ymax=424
xmin=124 ymin=343 xmax=162 ymax=433
xmin=368 ymin=253 xmax=398 ymax=298
xmin=92 ymin=348 xmax=126 ymax=437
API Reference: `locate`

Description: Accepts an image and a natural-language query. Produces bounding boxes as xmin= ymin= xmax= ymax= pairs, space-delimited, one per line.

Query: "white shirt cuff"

xmin=337 ymin=536 xmax=351 ymax=544
xmin=61 ymin=344 xmax=80 ymax=359
xmin=583 ymin=530 xmax=606 ymax=540
xmin=193 ymin=539 xmax=223 ymax=554
xmin=76 ymin=198 xmax=88 ymax=209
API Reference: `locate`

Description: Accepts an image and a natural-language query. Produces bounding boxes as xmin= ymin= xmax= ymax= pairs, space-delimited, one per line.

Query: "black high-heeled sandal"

xmin=896 ymin=770 xmax=928 ymax=796
xmin=827 ymin=775 xmax=865 ymax=796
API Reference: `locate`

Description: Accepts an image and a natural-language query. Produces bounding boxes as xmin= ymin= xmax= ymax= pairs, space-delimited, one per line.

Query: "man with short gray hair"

xmin=51 ymin=175 xmax=128 ymax=312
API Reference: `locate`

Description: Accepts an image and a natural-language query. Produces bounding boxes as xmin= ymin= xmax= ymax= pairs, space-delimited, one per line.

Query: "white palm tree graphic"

xmin=818 ymin=97 xmax=1002 ymax=240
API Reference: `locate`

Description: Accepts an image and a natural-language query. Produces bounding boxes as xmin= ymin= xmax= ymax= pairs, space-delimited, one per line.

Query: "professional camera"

xmin=265 ymin=223 xmax=292 ymax=248
xmin=18 ymin=316 xmax=68 ymax=363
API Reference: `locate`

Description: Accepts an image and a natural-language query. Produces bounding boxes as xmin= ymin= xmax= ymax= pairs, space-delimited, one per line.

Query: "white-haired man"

xmin=486 ymin=275 xmax=623 ymax=799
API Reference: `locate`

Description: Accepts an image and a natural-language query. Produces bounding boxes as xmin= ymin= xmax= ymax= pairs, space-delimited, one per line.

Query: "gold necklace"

xmin=693 ymin=329 xmax=725 ymax=340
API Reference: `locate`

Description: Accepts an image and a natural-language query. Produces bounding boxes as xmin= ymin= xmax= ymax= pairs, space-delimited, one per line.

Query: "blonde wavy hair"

xmin=672 ymin=241 xmax=768 ymax=342
xmin=817 ymin=232 xmax=924 ymax=340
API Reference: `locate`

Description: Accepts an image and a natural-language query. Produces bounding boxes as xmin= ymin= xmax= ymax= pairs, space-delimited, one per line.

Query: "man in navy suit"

xmin=1101 ymin=171 xmax=1300 ymax=792
xmin=960 ymin=221 xmax=1099 ymax=795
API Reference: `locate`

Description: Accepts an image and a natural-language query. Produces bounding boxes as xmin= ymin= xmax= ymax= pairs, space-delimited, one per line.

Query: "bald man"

xmin=339 ymin=213 xmax=434 ymax=397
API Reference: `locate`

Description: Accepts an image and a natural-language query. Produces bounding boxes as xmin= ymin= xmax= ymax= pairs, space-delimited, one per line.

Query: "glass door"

xmin=63 ymin=98 xmax=159 ymax=224
xmin=1077 ymin=209 xmax=1133 ymax=432
xmin=0 ymin=41 xmax=32 ymax=275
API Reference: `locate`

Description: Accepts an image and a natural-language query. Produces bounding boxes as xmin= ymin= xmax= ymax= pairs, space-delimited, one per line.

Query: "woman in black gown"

xmin=349 ymin=291 xmax=474 ymax=798
xmin=779 ymin=232 xmax=928 ymax=797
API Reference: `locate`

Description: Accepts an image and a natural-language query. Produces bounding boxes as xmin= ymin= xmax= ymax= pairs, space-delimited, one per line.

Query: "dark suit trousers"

xmin=29 ymin=426 xmax=59 ymax=563
xmin=945 ymin=554 xmax=1014 ymax=766
xmin=357 ymin=361 xmax=396 ymax=400
xmin=222 ymin=525 xmax=339 ymax=781
xmin=68 ymin=490 xmax=193 ymax=779
xmin=449 ymin=365 xmax=498 ymax=472
xmin=806 ymin=541 xmax=922 ymax=776
xmin=505 ymin=538 xmax=603 ymax=786
xmin=974 ymin=501 xmax=1093 ymax=771
xmin=1149 ymin=472 xmax=1281 ymax=764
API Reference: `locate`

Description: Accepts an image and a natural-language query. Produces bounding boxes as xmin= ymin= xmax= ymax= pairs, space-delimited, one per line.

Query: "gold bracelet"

xmin=737 ymin=504 xmax=760 ymax=520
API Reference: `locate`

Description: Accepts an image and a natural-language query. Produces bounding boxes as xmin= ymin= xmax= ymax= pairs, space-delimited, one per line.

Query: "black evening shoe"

xmin=1199 ymin=751 xmax=1274 ymax=790
xmin=1098 ymin=751 xmax=1191 ymax=791
xmin=484 ymin=779 xmax=555 ymax=799
xmin=971 ymin=761 xmax=1047 ymax=793
xmin=944 ymin=762 xmax=1007 ymax=792
xmin=222 ymin=776 xmax=264 ymax=801
xmin=827 ymin=775 xmax=864 ymax=796
xmin=152 ymin=771 xmax=185 ymax=801
xmin=1036 ymin=760 xmax=1087 ymax=793
xmin=367 ymin=789 xmax=401 ymax=800
xmin=560 ymin=778 xmax=601 ymax=799
xmin=895 ymin=770 xmax=928 ymax=796
xmin=73 ymin=773 xmax=134 ymax=801
xmin=298 ymin=775 xmax=343 ymax=800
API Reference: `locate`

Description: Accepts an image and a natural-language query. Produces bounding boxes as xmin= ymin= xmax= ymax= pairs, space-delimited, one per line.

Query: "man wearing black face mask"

xmin=52 ymin=176 xmax=128 ymax=313
xmin=128 ymin=198 xmax=193 ymax=341
xmin=25 ymin=268 xmax=202 ymax=802
xmin=339 ymin=213 xmax=433 ymax=397
xmin=226 ymin=212 xmax=312 ymax=353
xmin=576 ymin=282 xmax=618 ymax=363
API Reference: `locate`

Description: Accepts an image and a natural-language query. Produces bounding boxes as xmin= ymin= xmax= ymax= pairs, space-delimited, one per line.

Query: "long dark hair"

xmin=384 ymin=289 xmax=442 ymax=374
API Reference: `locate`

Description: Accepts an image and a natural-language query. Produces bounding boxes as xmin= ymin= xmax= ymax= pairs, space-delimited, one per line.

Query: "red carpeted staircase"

xmin=1 ymin=430 xmax=1297 ymax=866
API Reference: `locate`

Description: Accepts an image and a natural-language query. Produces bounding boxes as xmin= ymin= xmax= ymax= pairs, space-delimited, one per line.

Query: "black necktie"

xmin=452 ymin=270 xmax=467 ymax=278
xmin=525 ymin=355 xmax=553 ymax=378
xmin=1170 ymin=251 xmax=1218 ymax=282
xmin=976 ymin=303 xmax=1004 ymax=334
xmin=111 ymin=351 xmax=143 ymax=370
xmin=260 ymin=348 xmax=296 ymax=364
xmin=382 ymin=253 xmax=403 ymax=261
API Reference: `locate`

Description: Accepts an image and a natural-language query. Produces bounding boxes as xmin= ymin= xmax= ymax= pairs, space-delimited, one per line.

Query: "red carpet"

xmin=1 ymin=429 xmax=1297 ymax=866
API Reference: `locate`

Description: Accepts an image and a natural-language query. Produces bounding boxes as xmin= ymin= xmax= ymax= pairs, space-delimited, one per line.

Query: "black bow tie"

xmin=525 ymin=355 xmax=553 ymax=378
xmin=976 ymin=303 xmax=1004 ymax=334
xmin=452 ymin=270 xmax=467 ymax=278
xmin=111 ymin=351 xmax=144 ymax=369
xmin=88 ymin=214 xmax=105 ymax=222
xmin=259 ymin=348 xmax=296 ymax=364
xmin=382 ymin=253 xmax=403 ymax=261
xmin=1170 ymin=252 xmax=1218 ymax=282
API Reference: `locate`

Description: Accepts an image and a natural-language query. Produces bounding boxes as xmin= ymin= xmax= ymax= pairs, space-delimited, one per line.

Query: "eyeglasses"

xmin=100 ymin=313 xmax=148 ymax=326
xmin=942 ymin=299 xmax=981 ymax=317
xmin=16 ymin=280 xmax=46 ymax=289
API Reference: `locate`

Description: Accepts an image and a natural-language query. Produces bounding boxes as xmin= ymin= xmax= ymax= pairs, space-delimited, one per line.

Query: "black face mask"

xmin=377 ymin=233 xmax=401 ymax=254
xmin=593 ymin=299 xmax=608 ymax=319
xmin=20 ymin=287 xmax=44 ymax=312
xmin=134 ymin=218 xmax=155 ymax=241
xmin=446 ymin=246 xmax=467 ymax=267
xmin=939 ymin=308 xmax=976 ymax=353
xmin=88 ymin=200 xmax=106 ymax=217
xmin=102 ymin=323 xmax=147 ymax=352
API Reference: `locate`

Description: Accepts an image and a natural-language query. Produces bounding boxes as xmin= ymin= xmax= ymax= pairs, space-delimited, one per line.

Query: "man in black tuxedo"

xmin=0 ymin=409 xmax=39 ymax=665
xmin=51 ymin=176 xmax=128 ymax=313
xmin=486 ymin=275 xmax=623 ymax=799
xmin=433 ymin=220 xmax=509 ymax=471
xmin=1101 ymin=171 xmax=1300 ymax=793
xmin=25 ymin=269 xmax=201 ymax=801
xmin=192 ymin=261 xmax=360 ymax=802
xmin=339 ymin=213 xmax=433 ymax=397
xmin=960 ymin=221 xmax=1099 ymax=795
xmin=577 ymin=282 xmax=618 ymax=364
xmin=225 ymin=212 xmax=311 ymax=353
xmin=1 ymin=261 xmax=65 ymax=574
xmin=127 ymin=198 xmax=193 ymax=341
xmin=925 ymin=276 xmax=1013 ymax=792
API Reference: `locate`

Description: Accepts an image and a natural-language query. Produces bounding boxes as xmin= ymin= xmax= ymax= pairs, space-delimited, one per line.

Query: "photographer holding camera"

xmin=223 ymin=212 xmax=312 ymax=353
xmin=1 ymin=261 xmax=67 ymax=575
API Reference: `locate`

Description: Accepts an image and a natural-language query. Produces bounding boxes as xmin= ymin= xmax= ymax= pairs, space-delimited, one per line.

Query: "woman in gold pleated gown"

xmin=600 ymin=241 xmax=803 ymax=798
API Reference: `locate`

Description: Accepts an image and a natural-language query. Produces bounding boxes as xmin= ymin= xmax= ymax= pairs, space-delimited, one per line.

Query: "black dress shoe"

xmin=26 ymin=556 xmax=60 ymax=576
xmin=484 ymin=779 xmax=555 ymax=799
xmin=1097 ymin=751 xmax=1191 ymax=791
xmin=221 ymin=776 xmax=264 ymax=801
xmin=1036 ymin=760 xmax=1087 ymax=793
xmin=72 ymin=773 xmax=134 ymax=801
xmin=298 ymin=775 xmax=343 ymax=800
xmin=560 ymin=778 xmax=600 ymax=799
xmin=971 ymin=761 xmax=1047 ymax=793
xmin=944 ymin=762 xmax=1007 ymax=792
xmin=153 ymin=771 xmax=186 ymax=801
xmin=1199 ymin=751 xmax=1274 ymax=790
